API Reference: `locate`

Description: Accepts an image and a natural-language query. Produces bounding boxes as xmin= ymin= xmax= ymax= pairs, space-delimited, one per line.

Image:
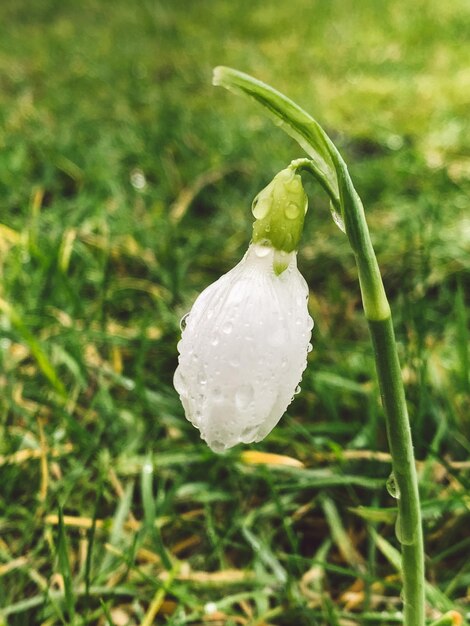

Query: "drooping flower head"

xmin=174 ymin=164 xmax=313 ymax=452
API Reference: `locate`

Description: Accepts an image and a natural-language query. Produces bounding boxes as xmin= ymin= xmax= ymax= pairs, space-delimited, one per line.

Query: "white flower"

xmin=174 ymin=242 xmax=313 ymax=452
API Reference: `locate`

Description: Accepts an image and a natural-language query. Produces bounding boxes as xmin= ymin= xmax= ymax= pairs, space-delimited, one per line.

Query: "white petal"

xmin=174 ymin=243 xmax=313 ymax=452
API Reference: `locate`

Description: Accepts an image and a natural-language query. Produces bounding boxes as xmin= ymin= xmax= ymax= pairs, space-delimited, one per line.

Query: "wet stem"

xmin=341 ymin=171 xmax=425 ymax=626
xmin=369 ymin=318 xmax=425 ymax=626
xmin=335 ymin=161 xmax=425 ymax=626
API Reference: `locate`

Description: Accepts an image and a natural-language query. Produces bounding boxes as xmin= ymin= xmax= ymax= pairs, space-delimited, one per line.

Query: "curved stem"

xmin=214 ymin=66 xmax=425 ymax=626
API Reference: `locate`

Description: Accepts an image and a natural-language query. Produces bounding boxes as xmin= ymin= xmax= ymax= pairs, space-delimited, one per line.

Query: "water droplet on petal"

xmin=209 ymin=439 xmax=226 ymax=453
xmin=173 ymin=368 xmax=187 ymax=396
xmin=241 ymin=424 xmax=260 ymax=441
xmin=307 ymin=343 xmax=313 ymax=353
xmin=285 ymin=202 xmax=300 ymax=219
xmin=197 ymin=371 xmax=207 ymax=385
xmin=212 ymin=387 xmax=223 ymax=402
xmin=386 ymin=472 xmax=401 ymax=499
xmin=252 ymin=197 xmax=271 ymax=219
xmin=222 ymin=321 xmax=233 ymax=334
xmin=291 ymin=178 xmax=301 ymax=191
xmin=180 ymin=312 xmax=190 ymax=331
xmin=294 ymin=385 xmax=301 ymax=395
xmin=235 ymin=384 xmax=254 ymax=410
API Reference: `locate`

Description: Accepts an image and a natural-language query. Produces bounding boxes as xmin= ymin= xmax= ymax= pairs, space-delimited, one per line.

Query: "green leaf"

xmin=56 ymin=506 xmax=76 ymax=623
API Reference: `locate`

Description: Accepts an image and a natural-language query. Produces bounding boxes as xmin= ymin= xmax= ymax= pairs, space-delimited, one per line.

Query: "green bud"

xmin=251 ymin=164 xmax=308 ymax=256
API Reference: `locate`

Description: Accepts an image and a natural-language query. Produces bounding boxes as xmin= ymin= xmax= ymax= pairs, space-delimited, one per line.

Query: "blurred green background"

xmin=0 ymin=1 xmax=469 ymax=624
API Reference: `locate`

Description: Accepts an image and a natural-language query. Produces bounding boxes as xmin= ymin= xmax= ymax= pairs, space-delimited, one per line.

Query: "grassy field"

xmin=0 ymin=0 xmax=469 ymax=624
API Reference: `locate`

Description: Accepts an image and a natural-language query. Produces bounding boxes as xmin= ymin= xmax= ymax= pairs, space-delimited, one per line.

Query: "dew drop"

xmin=285 ymin=202 xmax=300 ymax=219
xmin=235 ymin=384 xmax=254 ymax=410
xmin=173 ymin=369 xmax=187 ymax=396
xmin=130 ymin=168 xmax=146 ymax=190
xmin=197 ymin=371 xmax=207 ymax=385
xmin=180 ymin=312 xmax=190 ymax=331
xmin=307 ymin=343 xmax=313 ymax=353
xmin=209 ymin=439 xmax=226 ymax=453
xmin=307 ymin=317 xmax=314 ymax=331
xmin=222 ymin=321 xmax=233 ymax=334
xmin=122 ymin=377 xmax=135 ymax=390
xmin=290 ymin=178 xmax=301 ymax=191
xmin=395 ymin=513 xmax=414 ymax=546
xmin=212 ymin=387 xmax=223 ymax=402
xmin=252 ymin=197 xmax=271 ymax=219
xmin=294 ymin=385 xmax=301 ymax=395
xmin=386 ymin=472 xmax=401 ymax=499
xmin=241 ymin=424 xmax=259 ymax=441
xmin=204 ymin=602 xmax=218 ymax=615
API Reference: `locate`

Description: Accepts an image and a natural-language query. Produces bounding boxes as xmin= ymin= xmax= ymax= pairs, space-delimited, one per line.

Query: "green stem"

xmin=369 ymin=318 xmax=425 ymax=626
xmin=214 ymin=66 xmax=425 ymax=626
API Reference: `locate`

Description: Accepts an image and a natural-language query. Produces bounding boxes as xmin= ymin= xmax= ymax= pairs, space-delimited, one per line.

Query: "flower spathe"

xmin=174 ymin=242 xmax=313 ymax=452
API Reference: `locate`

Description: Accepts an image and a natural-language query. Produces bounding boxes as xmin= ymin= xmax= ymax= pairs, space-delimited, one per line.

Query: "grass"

xmin=0 ymin=0 xmax=469 ymax=624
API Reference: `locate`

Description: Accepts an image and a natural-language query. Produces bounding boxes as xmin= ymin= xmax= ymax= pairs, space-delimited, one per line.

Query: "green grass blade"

xmin=455 ymin=282 xmax=469 ymax=392
xmin=0 ymin=297 xmax=67 ymax=397
xmin=242 ymin=526 xmax=288 ymax=584
xmin=141 ymin=458 xmax=172 ymax=570
xmin=56 ymin=506 xmax=76 ymax=623
xmin=97 ymin=481 xmax=134 ymax=577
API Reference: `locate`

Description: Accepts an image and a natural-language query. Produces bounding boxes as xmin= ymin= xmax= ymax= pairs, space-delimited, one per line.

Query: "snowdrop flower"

xmin=174 ymin=165 xmax=314 ymax=452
